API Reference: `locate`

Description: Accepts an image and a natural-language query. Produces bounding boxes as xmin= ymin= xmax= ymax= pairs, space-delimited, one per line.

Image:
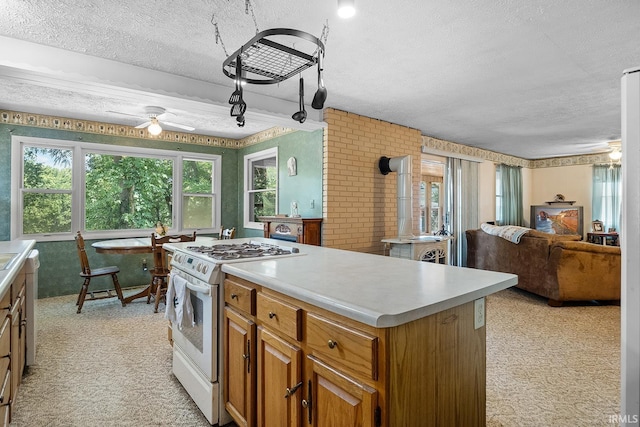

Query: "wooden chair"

xmin=74 ymin=231 xmax=125 ymax=314
xmin=219 ymin=227 xmax=236 ymax=239
xmin=148 ymin=231 xmax=197 ymax=313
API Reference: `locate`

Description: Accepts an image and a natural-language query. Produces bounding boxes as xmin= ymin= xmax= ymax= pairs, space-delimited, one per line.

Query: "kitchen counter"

xmin=0 ymin=239 xmax=36 ymax=297
xmin=221 ymin=240 xmax=517 ymax=328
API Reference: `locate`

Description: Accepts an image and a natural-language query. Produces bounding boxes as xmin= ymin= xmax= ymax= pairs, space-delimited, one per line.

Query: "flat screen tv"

xmin=530 ymin=205 xmax=583 ymax=236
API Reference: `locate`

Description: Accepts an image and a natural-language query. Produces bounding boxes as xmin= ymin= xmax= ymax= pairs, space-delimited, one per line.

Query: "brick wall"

xmin=322 ymin=109 xmax=422 ymax=254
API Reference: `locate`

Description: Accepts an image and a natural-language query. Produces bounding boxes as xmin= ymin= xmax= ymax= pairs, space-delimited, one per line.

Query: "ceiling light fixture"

xmin=337 ymin=0 xmax=356 ymax=18
xmin=147 ymin=117 xmax=163 ymax=136
xmin=609 ymin=148 xmax=622 ymax=161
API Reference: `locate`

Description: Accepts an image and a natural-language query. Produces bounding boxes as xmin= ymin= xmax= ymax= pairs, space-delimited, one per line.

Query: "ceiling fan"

xmin=107 ymin=106 xmax=195 ymax=135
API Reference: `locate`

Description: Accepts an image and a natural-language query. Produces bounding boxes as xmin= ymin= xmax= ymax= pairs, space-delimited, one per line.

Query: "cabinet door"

xmin=9 ymin=297 xmax=21 ymax=400
xmin=224 ymin=306 xmax=256 ymax=427
xmin=305 ymin=355 xmax=378 ymax=427
xmin=257 ymin=326 xmax=302 ymax=427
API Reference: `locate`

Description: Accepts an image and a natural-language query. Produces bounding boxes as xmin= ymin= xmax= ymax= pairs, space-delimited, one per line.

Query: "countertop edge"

xmin=0 ymin=240 xmax=37 ymax=297
xmin=222 ymin=263 xmax=518 ymax=328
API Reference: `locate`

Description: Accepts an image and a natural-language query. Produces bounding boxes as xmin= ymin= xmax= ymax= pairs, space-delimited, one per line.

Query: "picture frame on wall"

xmin=530 ymin=205 xmax=583 ymax=236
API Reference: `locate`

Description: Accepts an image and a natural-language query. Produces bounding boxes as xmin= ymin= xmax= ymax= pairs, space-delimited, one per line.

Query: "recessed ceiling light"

xmin=337 ymin=0 xmax=356 ymax=18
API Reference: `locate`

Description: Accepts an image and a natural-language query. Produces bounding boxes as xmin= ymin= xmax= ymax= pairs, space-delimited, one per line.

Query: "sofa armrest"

xmin=548 ymin=241 xmax=621 ymax=301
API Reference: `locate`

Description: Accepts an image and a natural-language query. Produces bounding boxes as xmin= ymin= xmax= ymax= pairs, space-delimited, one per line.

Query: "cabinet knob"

xmin=231 ymin=293 xmax=238 ymax=300
xmin=301 ymin=399 xmax=309 ymax=408
xmin=327 ymin=339 xmax=338 ymax=349
xmin=242 ymin=353 xmax=249 ymax=360
xmin=268 ymin=311 xmax=277 ymax=319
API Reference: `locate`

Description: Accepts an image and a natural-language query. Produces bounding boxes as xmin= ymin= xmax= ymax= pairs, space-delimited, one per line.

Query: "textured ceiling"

xmin=1 ymin=0 xmax=639 ymax=159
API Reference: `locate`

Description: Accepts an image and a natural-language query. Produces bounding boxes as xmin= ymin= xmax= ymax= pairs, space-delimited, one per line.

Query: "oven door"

xmin=170 ymin=271 xmax=218 ymax=382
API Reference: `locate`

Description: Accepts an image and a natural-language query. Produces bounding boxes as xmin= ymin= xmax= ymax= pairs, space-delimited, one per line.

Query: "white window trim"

xmin=244 ymin=147 xmax=278 ymax=230
xmin=11 ymin=135 xmax=221 ymax=241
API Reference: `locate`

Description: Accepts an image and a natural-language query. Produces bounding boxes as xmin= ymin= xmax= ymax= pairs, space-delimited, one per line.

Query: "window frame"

xmin=244 ymin=147 xmax=278 ymax=230
xmin=11 ymin=135 xmax=221 ymax=241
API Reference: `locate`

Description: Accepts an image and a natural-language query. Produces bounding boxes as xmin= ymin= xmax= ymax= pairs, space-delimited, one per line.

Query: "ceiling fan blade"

xmin=135 ymin=121 xmax=151 ymax=129
xmin=107 ymin=110 xmax=145 ymax=118
xmin=162 ymin=121 xmax=195 ymax=131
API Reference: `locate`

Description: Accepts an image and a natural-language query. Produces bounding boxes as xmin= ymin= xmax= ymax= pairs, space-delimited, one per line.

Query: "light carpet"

xmin=10 ymin=287 xmax=620 ymax=426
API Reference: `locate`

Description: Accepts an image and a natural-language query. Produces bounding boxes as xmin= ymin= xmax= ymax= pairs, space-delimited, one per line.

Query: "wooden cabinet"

xmin=223 ymin=275 xmax=485 ymax=427
xmin=306 ymin=355 xmax=378 ymax=427
xmin=224 ymin=306 xmax=256 ymax=427
xmin=257 ymin=327 xmax=302 ymax=426
xmin=259 ymin=217 xmax=323 ymax=246
xmin=0 ymin=265 xmax=28 ymax=426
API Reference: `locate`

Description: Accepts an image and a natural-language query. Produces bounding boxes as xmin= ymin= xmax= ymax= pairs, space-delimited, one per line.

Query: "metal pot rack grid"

xmin=222 ymin=28 xmax=325 ymax=85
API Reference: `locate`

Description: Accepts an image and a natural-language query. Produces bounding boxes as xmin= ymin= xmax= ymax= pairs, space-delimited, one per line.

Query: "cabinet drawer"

xmin=0 ymin=292 xmax=9 ymax=320
xmin=256 ymin=293 xmax=302 ymax=342
xmin=0 ymin=367 xmax=9 ymax=406
xmin=0 ymin=318 xmax=9 ymax=359
xmin=224 ymin=279 xmax=257 ymax=315
xmin=306 ymin=312 xmax=378 ymax=380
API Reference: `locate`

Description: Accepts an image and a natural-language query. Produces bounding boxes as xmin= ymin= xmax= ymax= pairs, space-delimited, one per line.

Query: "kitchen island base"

xmin=223 ymin=274 xmax=486 ymax=427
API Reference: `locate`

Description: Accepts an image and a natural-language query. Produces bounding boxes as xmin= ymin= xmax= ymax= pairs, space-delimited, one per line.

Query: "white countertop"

xmin=221 ymin=240 xmax=517 ymax=328
xmin=0 ymin=239 xmax=37 ymax=296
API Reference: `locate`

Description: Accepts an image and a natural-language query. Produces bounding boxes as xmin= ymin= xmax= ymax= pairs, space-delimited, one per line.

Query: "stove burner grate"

xmin=184 ymin=242 xmax=295 ymax=260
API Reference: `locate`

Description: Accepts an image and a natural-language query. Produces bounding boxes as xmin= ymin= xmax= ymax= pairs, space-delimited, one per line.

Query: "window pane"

xmin=250 ymin=190 xmax=276 ymax=221
xmin=23 ymin=147 xmax=72 ymax=190
xmin=23 ymin=193 xmax=72 ymax=234
xmin=183 ymin=195 xmax=213 ymax=229
xmin=183 ymin=159 xmax=213 ymax=193
xmin=251 ymin=158 xmax=277 ymax=191
xmin=430 ymin=207 xmax=440 ymax=234
xmin=85 ymin=154 xmax=173 ymax=231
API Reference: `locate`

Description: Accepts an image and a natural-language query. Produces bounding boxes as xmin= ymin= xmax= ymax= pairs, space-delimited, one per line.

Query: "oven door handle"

xmin=185 ymin=282 xmax=211 ymax=296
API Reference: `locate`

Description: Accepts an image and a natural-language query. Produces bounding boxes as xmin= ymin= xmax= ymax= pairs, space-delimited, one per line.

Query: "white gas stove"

xmin=164 ymin=238 xmax=304 ymax=425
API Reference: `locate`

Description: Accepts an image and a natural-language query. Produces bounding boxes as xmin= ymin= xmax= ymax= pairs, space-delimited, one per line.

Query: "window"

xmin=495 ymin=168 xmax=502 ymax=224
xmin=592 ymin=164 xmax=622 ymax=232
xmin=244 ymin=148 xmax=277 ymax=229
xmin=429 ymin=182 xmax=442 ymax=234
xmin=11 ymin=136 xmax=221 ymax=240
xmin=495 ymin=164 xmax=523 ymax=226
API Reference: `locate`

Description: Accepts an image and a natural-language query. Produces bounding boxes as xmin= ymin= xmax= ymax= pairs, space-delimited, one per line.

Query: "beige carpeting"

xmin=10 ymin=287 xmax=619 ymax=426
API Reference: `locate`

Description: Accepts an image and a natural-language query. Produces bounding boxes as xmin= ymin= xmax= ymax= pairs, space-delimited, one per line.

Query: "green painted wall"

xmin=236 ymin=129 xmax=324 ymax=238
xmin=0 ymin=123 xmax=323 ymax=297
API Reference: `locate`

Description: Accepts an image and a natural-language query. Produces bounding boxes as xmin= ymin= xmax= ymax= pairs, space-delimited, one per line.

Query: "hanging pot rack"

xmin=222 ymin=28 xmax=325 ymax=85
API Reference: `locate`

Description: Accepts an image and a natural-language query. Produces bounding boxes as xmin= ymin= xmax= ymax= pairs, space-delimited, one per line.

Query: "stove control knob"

xmin=196 ymin=263 xmax=202 ymax=273
xmin=202 ymin=265 xmax=208 ymax=274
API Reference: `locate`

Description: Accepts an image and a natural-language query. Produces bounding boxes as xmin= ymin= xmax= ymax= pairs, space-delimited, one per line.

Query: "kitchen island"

xmin=220 ymin=242 xmax=517 ymax=426
xmin=0 ymin=239 xmax=36 ymax=425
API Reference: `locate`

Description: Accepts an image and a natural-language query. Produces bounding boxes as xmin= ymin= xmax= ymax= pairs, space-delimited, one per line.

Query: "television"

xmin=530 ymin=205 xmax=583 ymax=236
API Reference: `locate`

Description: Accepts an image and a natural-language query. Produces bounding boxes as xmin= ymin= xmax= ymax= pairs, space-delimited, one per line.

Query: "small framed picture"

xmin=592 ymin=220 xmax=603 ymax=232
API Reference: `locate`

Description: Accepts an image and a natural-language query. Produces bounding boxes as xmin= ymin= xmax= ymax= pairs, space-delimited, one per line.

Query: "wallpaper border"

xmin=0 ymin=110 xmax=295 ymax=148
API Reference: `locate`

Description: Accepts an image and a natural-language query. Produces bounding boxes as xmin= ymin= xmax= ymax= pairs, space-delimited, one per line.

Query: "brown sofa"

xmin=465 ymin=228 xmax=621 ymax=306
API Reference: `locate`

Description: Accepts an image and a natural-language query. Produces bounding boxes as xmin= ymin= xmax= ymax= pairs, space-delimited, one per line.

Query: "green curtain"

xmin=592 ymin=164 xmax=622 ymax=232
xmin=497 ymin=164 xmax=524 ymax=226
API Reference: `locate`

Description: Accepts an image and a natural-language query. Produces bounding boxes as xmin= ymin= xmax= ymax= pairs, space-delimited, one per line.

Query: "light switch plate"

xmin=474 ymin=298 xmax=485 ymax=329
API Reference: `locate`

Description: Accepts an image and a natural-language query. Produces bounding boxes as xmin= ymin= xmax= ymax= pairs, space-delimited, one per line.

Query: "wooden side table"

xmin=259 ymin=216 xmax=323 ymax=246
xmin=587 ymin=232 xmax=619 ymax=246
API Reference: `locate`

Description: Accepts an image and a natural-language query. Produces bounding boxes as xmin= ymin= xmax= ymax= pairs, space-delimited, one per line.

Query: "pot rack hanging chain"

xmin=210 ymin=0 xmax=261 ymax=56
xmin=211 ymin=14 xmax=229 ymax=57
xmin=245 ymin=0 xmax=260 ymax=34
